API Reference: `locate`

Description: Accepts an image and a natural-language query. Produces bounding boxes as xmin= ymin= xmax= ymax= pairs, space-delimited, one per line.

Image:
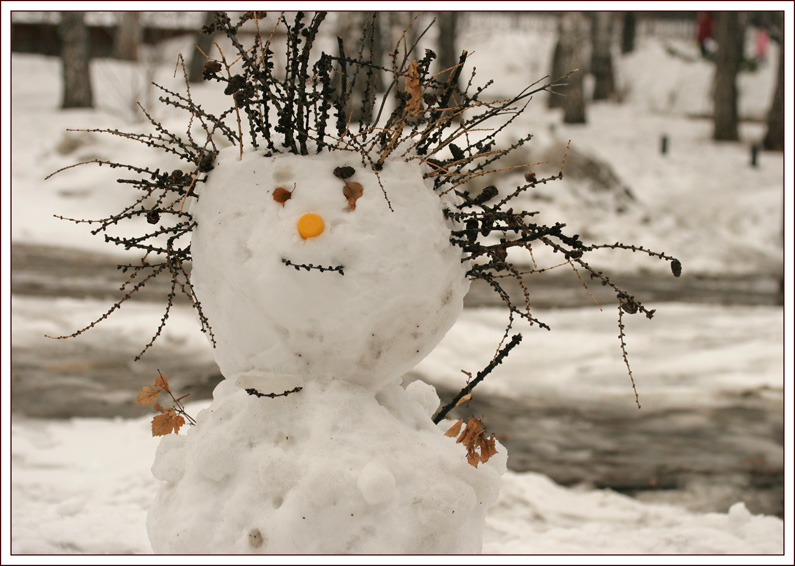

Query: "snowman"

xmin=145 ymin=147 xmax=507 ymax=553
xmin=49 ymin=11 xmax=678 ymax=556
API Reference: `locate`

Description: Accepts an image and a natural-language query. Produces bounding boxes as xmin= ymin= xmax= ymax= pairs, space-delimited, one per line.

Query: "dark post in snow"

xmin=59 ymin=11 xmax=94 ymax=109
xmin=661 ymin=135 xmax=669 ymax=155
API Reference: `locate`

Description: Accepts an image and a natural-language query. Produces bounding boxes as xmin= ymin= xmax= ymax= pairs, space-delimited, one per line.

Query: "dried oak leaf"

xmin=343 ymin=182 xmax=363 ymax=210
xmin=405 ymin=60 xmax=423 ymax=116
xmin=152 ymin=408 xmax=186 ymax=436
xmin=136 ymin=386 xmax=161 ymax=406
xmin=155 ymin=372 xmax=171 ymax=393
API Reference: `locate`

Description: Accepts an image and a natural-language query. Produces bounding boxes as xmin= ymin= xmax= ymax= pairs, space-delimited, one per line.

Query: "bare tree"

xmin=436 ymin=12 xmax=459 ymax=91
xmin=189 ymin=12 xmax=218 ymax=83
xmin=547 ymin=38 xmax=565 ymax=109
xmin=762 ymin=14 xmax=783 ymax=151
xmin=558 ymin=12 xmax=587 ymax=123
xmin=336 ymin=12 xmax=384 ymax=123
xmin=590 ymin=12 xmax=615 ymax=101
xmin=621 ymin=12 xmax=636 ymax=54
xmin=713 ymin=12 xmax=745 ymax=141
xmin=59 ymin=11 xmax=93 ymax=109
xmin=113 ymin=12 xmax=142 ymax=61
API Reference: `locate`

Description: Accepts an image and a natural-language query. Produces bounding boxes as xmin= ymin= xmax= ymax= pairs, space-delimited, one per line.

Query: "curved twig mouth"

xmin=281 ymin=258 xmax=345 ymax=276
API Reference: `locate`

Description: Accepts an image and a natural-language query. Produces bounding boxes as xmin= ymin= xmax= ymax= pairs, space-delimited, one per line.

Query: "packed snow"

xmin=145 ymin=147 xmax=499 ymax=553
xmin=4 ymin=9 xmax=791 ymax=560
xmin=189 ymin=149 xmax=469 ymax=391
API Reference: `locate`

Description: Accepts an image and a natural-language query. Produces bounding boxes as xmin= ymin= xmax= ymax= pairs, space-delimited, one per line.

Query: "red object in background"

xmin=696 ymin=12 xmax=714 ymax=43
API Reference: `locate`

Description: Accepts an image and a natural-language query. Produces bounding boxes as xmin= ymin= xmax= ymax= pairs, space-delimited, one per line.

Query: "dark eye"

xmin=273 ymin=187 xmax=292 ymax=206
xmin=343 ymin=182 xmax=363 ymax=210
xmin=333 ymin=166 xmax=355 ymax=179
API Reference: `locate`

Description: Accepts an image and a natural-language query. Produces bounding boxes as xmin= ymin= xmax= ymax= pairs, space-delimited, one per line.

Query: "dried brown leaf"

xmin=444 ymin=418 xmax=464 ymax=438
xmin=455 ymin=393 xmax=472 ymax=407
xmin=457 ymin=417 xmax=482 ymax=447
xmin=155 ymin=372 xmax=171 ymax=393
xmin=484 ymin=435 xmax=498 ymax=460
xmin=343 ymin=181 xmax=363 ymax=210
xmin=136 ymin=386 xmax=161 ymax=406
xmin=151 ymin=408 xmax=185 ymax=436
xmin=405 ymin=60 xmax=422 ymax=116
xmin=273 ymin=187 xmax=292 ymax=205
xmin=466 ymin=451 xmax=480 ymax=468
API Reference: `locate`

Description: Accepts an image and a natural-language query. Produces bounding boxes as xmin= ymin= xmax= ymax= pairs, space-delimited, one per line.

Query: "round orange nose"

xmin=297 ymin=213 xmax=324 ymax=239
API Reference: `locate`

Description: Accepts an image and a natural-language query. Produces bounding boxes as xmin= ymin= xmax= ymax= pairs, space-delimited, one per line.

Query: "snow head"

xmin=190 ymin=148 xmax=470 ymax=392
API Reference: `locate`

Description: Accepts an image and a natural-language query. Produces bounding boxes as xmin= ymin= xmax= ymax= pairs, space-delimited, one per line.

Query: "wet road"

xmin=10 ymin=243 xmax=784 ymax=517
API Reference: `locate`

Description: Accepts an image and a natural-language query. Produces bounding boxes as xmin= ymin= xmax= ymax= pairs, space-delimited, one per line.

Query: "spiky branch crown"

xmin=49 ymin=12 xmax=680 ymax=407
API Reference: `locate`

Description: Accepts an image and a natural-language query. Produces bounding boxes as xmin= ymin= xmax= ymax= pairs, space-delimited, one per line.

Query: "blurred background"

xmin=8 ymin=8 xmax=786 ymax=546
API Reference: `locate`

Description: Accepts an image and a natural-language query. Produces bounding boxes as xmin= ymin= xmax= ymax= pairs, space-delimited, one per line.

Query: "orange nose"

xmin=297 ymin=213 xmax=324 ymax=239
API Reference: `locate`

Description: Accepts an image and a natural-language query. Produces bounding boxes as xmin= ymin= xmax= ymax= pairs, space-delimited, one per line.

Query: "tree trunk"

xmin=548 ymin=38 xmax=564 ymax=109
xmin=59 ymin=12 xmax=93 ymax=109
xmin=113 ymin=12 xmax=142 ymax=61
xmin=559 ymin=12 xmax=587 ymax=124
xmin=336 ymin=12 xmax=384 ymax=124
xmin=762 ymin=20 xmax=784 ymax=150
xmin=621 ymin=12 xmax=636 ymax=54
xmin=188 ymin=12 xmax=218 ymax=83
xmin=713 ymin=12 xmax=744 ymax=141
xmin=590 ymin=12 xmax=615 ymax=101
xmin=436 ymin=12 xmax=459 ymax=91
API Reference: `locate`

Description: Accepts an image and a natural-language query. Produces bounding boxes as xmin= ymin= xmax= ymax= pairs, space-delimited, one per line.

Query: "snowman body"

xmin=147 ymin=148 xmax=506 ymax=553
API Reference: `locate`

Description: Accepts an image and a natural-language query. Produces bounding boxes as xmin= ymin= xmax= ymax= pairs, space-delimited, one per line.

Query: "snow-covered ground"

xmin=4 ymin=10 xmax=792 ymax=560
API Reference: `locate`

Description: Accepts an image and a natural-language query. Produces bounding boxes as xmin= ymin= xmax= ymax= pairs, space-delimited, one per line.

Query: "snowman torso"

xmin=147 ymin=148 xmax=506 ymax=554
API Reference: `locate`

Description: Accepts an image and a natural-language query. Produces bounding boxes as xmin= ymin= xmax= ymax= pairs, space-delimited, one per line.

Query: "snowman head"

xmin=189 ymin=149 xmax=469 ymax=390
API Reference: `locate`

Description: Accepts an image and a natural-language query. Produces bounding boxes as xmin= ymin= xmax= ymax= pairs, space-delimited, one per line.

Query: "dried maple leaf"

xmin=151 ymin=408 xmax=186 ymax=436
xmin=405 ymin=60 xmax=422 ymax=116
xmin=136 ymin=386 xmax=161 ymax=406
xmin=343 ymin=181 xmax=363 ymax=210
xmin=155 ymin=372 xmax=171 ymax=393
xmin=444 ymin=418 xmax=464 ymax=438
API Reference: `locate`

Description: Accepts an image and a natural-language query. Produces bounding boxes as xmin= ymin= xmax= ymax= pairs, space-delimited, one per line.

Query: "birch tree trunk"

xmin=559 ymin=12 xmax=587 ymax=124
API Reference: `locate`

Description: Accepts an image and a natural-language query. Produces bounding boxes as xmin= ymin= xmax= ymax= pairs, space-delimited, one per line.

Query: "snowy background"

xmin=3 ymin=9 xmax=792 ymax=560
